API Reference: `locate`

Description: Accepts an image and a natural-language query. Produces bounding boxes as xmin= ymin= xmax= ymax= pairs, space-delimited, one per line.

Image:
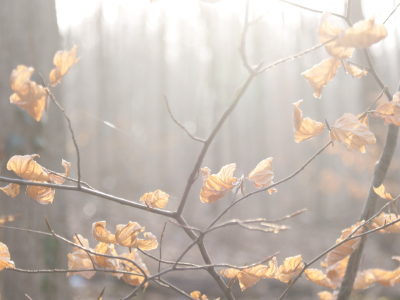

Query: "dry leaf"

xmin=276 ymin=255 xmax=304 ymax=283
xmin=67 ymin=234 xmax=96 ymax=279
xmin=9 ymin=65 xmax=47 ymax=121
xmin=92 ymin=221 xmax=117 ymax=244
xmin=337 ymin=16 xmax=388 ymax=48
xmin=302 ymin=58 xmax=341 ymax=99
xmin=325 ymin=256 xmax=349 ymax=287
xmin=26 ymin=183 xmax=55 ymax=205
xmin=342 ymin=61 xmax=368 ymax=78
xmin=221 ymin=257 xmax=277 ymax=291
xmin=115 ymin=222 xmax=157 ymax=250
xmin=0 ymin=184 xmax=20 ymax=198
xmin=292 ymin=100 xmax=325 ymax=142
xmin=120 ymin=249 xmax=149 ymax=287
xmin=49 ymin=160 xmax=71 ymax=185
xmin=7 ymin=155 xmax=50 ymax=182
xmin=0 ymin=242 xmax=15 ymax=271
xmin=375 ymin=93 xmax=400 ymax=126
xmin=368 ymin=212 xmax=400 ymax=233
xmin=94 ymin=242 xmax=119 ymax=270
xmin=373 ymin=184 xmax=393 ymax=200
xmin=138 ymin=232 xmax=158 ymax=251
xmin=0 ymin=214 xmax=19 ymax=226
xmin=200 ymin=164 xmax=238 ymax=203
xmin=190 ymin=291 xmax=209 ymax=300
xmin=369 ymin=257 xmax=400 ymax=287
xmin=247 ymin=158 xmax=276 ymax=194
xmin=318 ymin=291 xmax=338 ymax=300
xmin=318 ymin=16 xmax=354 ymax=59
xmin=49 ymin=46 xmax=80 ymax=86
xmin=140 ymin=189 xmax=169 ymax=209
xmin=357 ymin=112 xmax=369 ymax=127
xmin=329 ymin=113 xmax=376 ymax=153
xmin=323 ymin=223 xmax=363 ymax=268
xmin=354 ymin=270 xmax=376 ymax=290
xmin=304 ymin=268 xmax=337 ymax=289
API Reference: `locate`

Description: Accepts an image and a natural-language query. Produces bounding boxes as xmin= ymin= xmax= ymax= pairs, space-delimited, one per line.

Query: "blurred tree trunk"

xmin=0 ymin=1 xmax=68 ymax=299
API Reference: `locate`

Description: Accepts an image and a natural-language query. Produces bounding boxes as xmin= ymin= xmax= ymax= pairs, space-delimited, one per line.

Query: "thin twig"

xmin=155 ymin=278 xmax=193 ymax=300
xmin=138 ymin=248 xmax=196 ymax=267
xmin=7 ymin=267 xmax=143 ymax=277
xmin=158 ymin=222 xmax=167 ymax=278
xmin=346 ymin=61 xmax=370 ymax=71
xmin=383 ymin=2 xmax=400 ymax=24
xmin=279 ymin=0 xmax=346 ymax=20
xmin=97 ymin=287 xmax=106 ymax=300
xmin=164 ymin=95 xmax=204 ymax=143
xmin=239 ymin=0 xmax=256 ymax=74
xmin=75 ymin=233 xmax=97 ymax=270
xmin=47 ymin=171 xmax=95 ymax=190
xmin=358 ymin=86 xmax=387 ymax=120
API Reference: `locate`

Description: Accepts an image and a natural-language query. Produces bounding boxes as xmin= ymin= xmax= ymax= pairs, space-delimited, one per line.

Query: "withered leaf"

xmin=318 ymin=291 xmax=338 ymax=300
xmin=276 ymin=255 xmax=304 ymax=283
xmin=140 ymin=189 xmax=169 ymax=209
xmin=353 ymin=270 xmax=376 ymax=290
xmin=323 ymin=222 xmax=363 ymax=268
xmin=9 ymin=65 xmax=47 ymax=121
xmin=26 ymin=184 xmax=55 ymax=205
xmin=221 ymin=257 xmax=277 ymax=291
xmin=49 ymin=160 xmax=71 ymax=185
xmin=115 ymin=222 xmax=145 ymax=248
xmin=67 ymin=235 xmax=96 ymax=279
xmin=368 ymin=212 xmax=400 ymax=233
xmin=137 ymin=232 xmax=158 ymax=251
xmin=0 ymin=183 xmax=20 ymax=198
xmin=369 ymin=257 xmax=400 ymax=287
xmin=325 ymin=256 xmax=349 ymax=287
xmin=375 ymin=93 xmax=400 ymax=126
xmin=292 ymin=100 xmax=325 ymax=142
xmin=302 ymin=58 xmax=341 ymax=99
xmin=318 ymin=16 xmax=354 ymax=59
xmin=0 ymin=242 xmax=15 ymax=271
xmin=190 ymin=291 xmax=210 ymax=300
xmin=373 ymin=184 xmax=393 ymax=200
xmin=49 ymin=46 xmax=80 ymax=86
xmin=337 ymin=16 xmax=388 ymax=49
xmin=329 ymin=113 xmax=376 ymax=153
xmin=120 ymin=249 xmax=149 ymax=287
xmin=342 ymin=61 xmax=368 ymax=78
xmin=94 ymin=242 xmax=119 ymax=270
xmin=357 ymin=112 xmax=369 ymax=127
xmin=247 ymin=158 xmax=276 ymax=194
xmin=0 ymin=214 xmax=19 ymax=226
xmin=200 ymin=164 xmax=238 ymax=203
xmin=304 ymin=268 xmax=337 ymax=289
xmin=7 ymin=155 xmax=50 ymax=182
xmin=92 ymin=221 xmax=117 ymax=244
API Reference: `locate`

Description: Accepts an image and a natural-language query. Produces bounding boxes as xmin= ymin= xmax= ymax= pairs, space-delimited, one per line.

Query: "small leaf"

xmin=26 ymin=184 xmax=55 ymax=205
xmin=0 ymin=184 xmax=20 ymax=198
xmin=292 ymin=100 xmax=325 ymax=142
xmin=302 ymin=58 xmax=341 ymax=99
xmin=329 ymin=113 xmax=376 ymax=153
xmin=92 ymin=221 xmax=117 ymax=244
xmin=49 ymin=159 xmax=72 ymax=185
xmin=200 ymin=164 xmax=238 ymax=203
xmin=337 ymin=16 xmax=388 ymax=49
xmin=94 ymin=242 xmax=119 ymax=270
xmin=342 ymin=61 xmax=368 ymax=78
xmin=0 ymin=242 xmax=15 ymax=271
xmin=368 ymin=212 xmax=400 ymax=233
xmin=248 ymin=158 xmax=276 ymax=193
xmin=373 ymin=184 xmax=393 ymax=200
xmin=138 ymin=232 xmax=158 ymax=251
xmin=374 ymin=93 xmax=400 ymax=126
xmin=318 ymin=291 xmax=338 ymax=300
xmin=276 ymin=255 xmax=304 ymax=283
xmin=7 ymin=155 xmax=50 ymax=182
xmin=49 ymin=46 xmax=80 ymax=86
xmin=304 ymin=268 xmax=337 ymax=289
xmin=139 ymin=190 xmax=169 ymax=209
xmin=67 ymin=235 xmax=96 ymax=279
xmin=120 ymin=249 xmax=149 ymax=287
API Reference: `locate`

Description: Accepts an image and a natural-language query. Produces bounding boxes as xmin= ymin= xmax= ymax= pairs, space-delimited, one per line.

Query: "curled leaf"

xmin=354 ymin=270 xmax=376 ymax=290
xmin=302 ymin=58 xmax=341 ymax=99
xmin=304 ymin=268 xmax=337 ymax=288
xmin=369 ymin=257 xmax=400 ymax=287
xmin=67 ymin=234 xmax=96 ymax=279
xmin=94 ymin=242 xmax=119 ymax=270
xmin=140 ymin=189 xmax=169 ymax=209
xmin=26 ymin=183 xmax=55 ymax=205
xmin=120 ymin=249 xmax=149 ymax=287
xmin=0 ymin=184 xmax=20 ymax=198
xmin=49 ymin=46 xmax=80 ymax=86
xmin=337 ymin=16 xmax=388 ymax=49
xmin=0 ymin=242 xmax=15 ymax=271
xmin=292 ymin=100 xmax=325 ymax=142
xmin=138 ymin=232 xmax=158 ymax=251
xmin=248 ymin=158 xmax=276 ymax=194
xmin=190 ymin=291 xmax=210 ymax=300
xmin=7 ymin=155 xmax=50 ymax=182
xmin=115 ymin=222 xmax=145 ymax=248
xmin=200 ymin=164 xmax=238 ymax=203
xmin=342 ymin=61 xmax=368 ymax=78
xmin=92 ymin=221 xmax=116 ymax=244
xmin=329 ymin=113 xmax=376 ymax=153
xmin=373 ymin=184 xmax=393 ymax=200
xmin=318 ymin=291 xmax=338 ymax=300
xmin=221 ymin=257 xmax=277 ymax=291
xmin=368 ymin=212 xmax=400 ymax=233
xmin=49 ymin=160 xmax=71 ymax=185
xmin=325 ymin=256 xmax=349 ymax=287
xmin=375 ymin=93 xmax=400 ymax=126
xmin=276 ymin=255 xmax=304 ymax=283
xmin=9 ymin=65 xmax=47 ymax=121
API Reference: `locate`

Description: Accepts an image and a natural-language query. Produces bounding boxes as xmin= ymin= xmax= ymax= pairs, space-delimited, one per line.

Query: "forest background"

xmin=0 ymin=0 xmax=400 ymax=299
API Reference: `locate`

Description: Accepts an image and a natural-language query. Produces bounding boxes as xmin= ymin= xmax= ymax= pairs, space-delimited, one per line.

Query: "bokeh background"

xmin=0 ymin=0 xmax=400 ymax=299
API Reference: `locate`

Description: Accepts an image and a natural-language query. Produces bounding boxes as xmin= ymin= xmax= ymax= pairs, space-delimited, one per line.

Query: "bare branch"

xmin=383 ymin=2 xmax=400 ymax=24
xmin=158 ymin=222 xmax=167 ymax=278
xmin=279 ymin=0 xmax=346 ymax=19
xmin=358 ymin=86 xmax=387 ymax=120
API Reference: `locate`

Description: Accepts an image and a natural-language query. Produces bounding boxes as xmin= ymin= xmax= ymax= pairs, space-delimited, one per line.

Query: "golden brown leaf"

xmin=0 ymin=242 xmax=15 ymax=271
xmin=302 ymin=58 xmax=341 ymax=99
xmin=7 ymin=155 xmax=50 ymax=182
xmin=221 ymin=257 xmax=277 ymax=291
xmin=49 ymin=159 xmax=71 ymax=185
xmin=49 ymin=46 xmax=80 ymax=86
xmin=304 ymin=268 xmax=337 ymax=289
xmin=318 ymin=291 xmax=338 ymax=300
xmin=368 ymin=212 xmax=400 ymax=233
xmin=292 ymin=100 xmax=325 ymax=142
xmin=0 ymin=183 xmax=20 ymax=198
xmin=9 ymin=65 xmax=47 ymax=121
xmin=247 ymin=158 xmax=276 ymax=194
xmin=337 ymin=16 xmax=388 ymax=49
xmin=357 ymin=113 xmax=369 ymax=127
xmin=114 ymin=222 xmax=158 ymax=250
xmin=200 ymin=164 xmax=238 ymax=203
xmin=342 ymin=61 xmax=368 ymax=78
xmin=373 ymin=184 xmax=393 ymax=200
xmin=375 ymin=93 xmax=400 ymax=126
xmin=26 ymin=183 xmax=55 ymax=205
xmin=276 ymin=255 xmax=304 ymax=283
xmin=325 ymin=257 xmax=349 ymax=287
xmin=329 ymin=113 xmax=376 ymax=153
xmin=139 ymin=189 xmax=169 ymax=209
xmin=138 ymin=232 xmax=158 ymax=251
xmin=318 ymin=16 xmax=354 ymax=59
xmin=92 ymin=221 xmax=117 ymax=244
xmin=94 ymin=242 xmax=119 ymax=270
xmin=67 ymin=235 xmax=96 ymax=279
xmin=368 ymin=257 xmax=400 ymax=287
xmin=190 ymin=291 xmax=210 ymax=300
xmin=353 ymin=270 xmax=376 ymax=290
xmin=120 ymin=249 xmax=149 ymax=287
xmin=323 ymin=223 xmax=363 ymax=268
xmin=0 ymin=214 xmax=19 ymax=226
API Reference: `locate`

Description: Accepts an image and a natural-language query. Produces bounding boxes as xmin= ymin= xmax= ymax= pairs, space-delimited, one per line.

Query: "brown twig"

xmin=47 ymin=171 xmax=95 ymax=190
xmin=383 ymin=2 xmax=400 ymax=24
xmin=279 ymin=0 xmax=346 ymax=19
xmin=358 ymin=86 xmax=387 ymax=120
xmin=158 ymin=222 xmax=167 ymax=278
